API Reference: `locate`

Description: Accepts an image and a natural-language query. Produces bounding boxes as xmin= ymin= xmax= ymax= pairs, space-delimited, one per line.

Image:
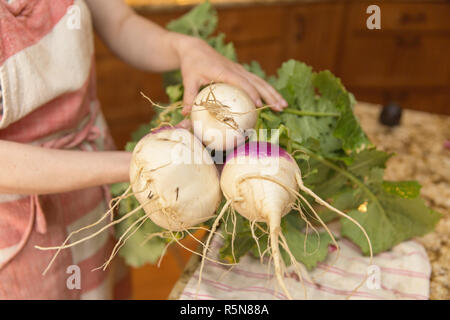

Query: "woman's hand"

xmin=169 ymin=33 xmax=288 ymax=115
xmin=86 ymin=0 xmax=287 ymax=114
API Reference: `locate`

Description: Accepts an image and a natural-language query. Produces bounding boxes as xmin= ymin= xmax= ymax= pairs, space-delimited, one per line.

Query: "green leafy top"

xmin=265 ymin=60 xmax=372 ymax=159
xmin=166 ymin=1 xmax=217 ymax=38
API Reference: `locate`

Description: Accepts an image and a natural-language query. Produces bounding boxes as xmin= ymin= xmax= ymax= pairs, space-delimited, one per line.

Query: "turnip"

xmin=129 ymin=127 xmax=222 ymax=231
xmin=191 ymin=83 xmax=258 ymax=151
xmin=198 ymin=141 xmax=373 ymax=299
xmin=36 ymin=127 xmax=223 ymax=273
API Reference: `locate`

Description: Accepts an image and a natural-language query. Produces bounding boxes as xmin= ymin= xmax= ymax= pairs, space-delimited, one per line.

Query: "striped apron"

xmin=0 ymin=0 xmax=130 ymax=299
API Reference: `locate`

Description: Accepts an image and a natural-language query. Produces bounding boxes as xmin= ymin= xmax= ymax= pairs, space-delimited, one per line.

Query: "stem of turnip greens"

xmin=292 ymin=142 xmax=384 ymax=214
xmin=283 ymin=108 xmax=340 ymax=117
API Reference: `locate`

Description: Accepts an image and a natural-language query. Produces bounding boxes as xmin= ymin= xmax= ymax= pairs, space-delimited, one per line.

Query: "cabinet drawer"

xmin=348 ymin=2 xmax=450 ymax=32
xmin=340 ymin=33 xmax=450 ymax=88
xmin=218 ymin=6 xmax=283 ymax=44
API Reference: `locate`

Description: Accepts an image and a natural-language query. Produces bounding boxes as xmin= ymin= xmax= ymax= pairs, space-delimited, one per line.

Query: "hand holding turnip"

xmin=170 ymin=34 xmax=288 ymax=115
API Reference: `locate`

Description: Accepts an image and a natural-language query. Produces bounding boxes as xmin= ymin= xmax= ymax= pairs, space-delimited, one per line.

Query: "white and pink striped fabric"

xmin=0 ymin=0 xmax=130 ymax=299
xmin=181 ymin=224 xmax=432 ymax=300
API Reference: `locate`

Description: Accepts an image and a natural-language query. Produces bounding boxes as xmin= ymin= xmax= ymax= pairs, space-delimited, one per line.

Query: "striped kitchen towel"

xmin=180 ymin=227 xmax=431 ymax=300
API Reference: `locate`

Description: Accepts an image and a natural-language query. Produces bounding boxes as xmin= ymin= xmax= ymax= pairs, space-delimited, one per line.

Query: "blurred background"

xmin=94 ymin=0 xmax=450 ymax=299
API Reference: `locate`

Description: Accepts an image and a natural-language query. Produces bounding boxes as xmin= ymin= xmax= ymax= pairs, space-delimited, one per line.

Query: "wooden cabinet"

xmin=284 ymin=2 xmax=345 ymax=72
xmin=94 ymin=11 xmax=179 ymax=148
xmin=347 ymin=2 xmax=450 ymax=32
xmin=218 ymin=6 xmax=284 ymax=44
xmin=217 ymin=6 xmax=285 ymax=74
xmin=338 ymin=2 xmax=450 ymax=114
xmin=95 ymin=37 xmax=161 ymax=148
xmin=340 ymin=34 xmax=449 ymax=88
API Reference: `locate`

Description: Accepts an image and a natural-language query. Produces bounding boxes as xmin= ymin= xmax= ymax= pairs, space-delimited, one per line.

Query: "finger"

xmin=233 ymin=63 xmax=286 ymax=110
xmin=247 ymin=73 xmax=283 ymax=111
xmin=182 ymin=78 xmax=200 ymax=115
xmin=248 ymin=73 xmax=287 ymax=111
xmin=224 ymin=72 xmax=262 ymax=108
xmin=175 ymin=119 xmax=192 ymax=130
xmin=260 ymin=78 xmax=287 ymax=109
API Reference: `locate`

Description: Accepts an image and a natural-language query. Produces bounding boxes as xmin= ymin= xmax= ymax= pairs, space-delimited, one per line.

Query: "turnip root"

xmin=199 ymin=141 xmax=373 ymax=299
xmin=36 ymin=127 xmax=222 ymax=273
xmin=191 ymin=83 xmax=257 ymax=151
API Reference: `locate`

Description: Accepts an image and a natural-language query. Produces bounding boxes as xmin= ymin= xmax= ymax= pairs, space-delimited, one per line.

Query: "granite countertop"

xmin=168 ymin=103 xmax=450 ymax=300
xmin=354 ymin=103 xmax=449 ymax=300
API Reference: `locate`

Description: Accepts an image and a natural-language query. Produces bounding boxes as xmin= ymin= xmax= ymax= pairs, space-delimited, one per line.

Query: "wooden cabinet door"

xmin=340 ymin=34 xmax=450 ymax=88
xmin=339 ymin=2 xmax=450 ymax=88
xmin=285 ymin=3 xmax=345 ymax=73
xmin=218 ymin=5 xmax=284 ymax=44
xmin=338 ymin=1 xmax=450 ymax=114
xmin=217 ymin=5 xmax=284 ymax=75
xmin=347 ymin=2 xmax=450 ymax=33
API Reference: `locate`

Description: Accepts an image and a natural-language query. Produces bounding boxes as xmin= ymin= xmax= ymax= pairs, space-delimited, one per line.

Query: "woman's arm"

xmin=85 ymin=0 xmax=288 ymax=114
xmin=85 ymin=0 xmax=180 ymax=73
xmin=0 ymin=140 xmax=131 ymax=195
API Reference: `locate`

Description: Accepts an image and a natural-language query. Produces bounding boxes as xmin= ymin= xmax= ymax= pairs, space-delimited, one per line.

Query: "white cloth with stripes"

xmin=181 ymin=227 xmax=432 ymax=300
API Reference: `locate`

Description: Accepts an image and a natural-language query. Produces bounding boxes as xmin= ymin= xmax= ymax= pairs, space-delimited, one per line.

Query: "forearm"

xmin=0 ymin=140 xmax=131 ymax=195
xmin=87 ymin=0 xmax=185 ymax=72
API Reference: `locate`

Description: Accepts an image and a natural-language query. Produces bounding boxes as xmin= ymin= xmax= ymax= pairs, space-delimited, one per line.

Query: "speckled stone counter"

xmin=169 ymin=103 xmax=450 ymax=300
xmin=354 ymin=103 xmax=449 ymax=300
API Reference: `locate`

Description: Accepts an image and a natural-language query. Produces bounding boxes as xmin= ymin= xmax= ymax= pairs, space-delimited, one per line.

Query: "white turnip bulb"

xmin=36 ymin=127 xmax=222 ymax=273
xmin=191 ymin=83 xmax=257 ymax=151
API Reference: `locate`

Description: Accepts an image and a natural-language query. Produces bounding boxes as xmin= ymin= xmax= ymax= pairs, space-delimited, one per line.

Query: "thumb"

xmin=175 ymin=119 xmax=192 ymax=130
xmin=182 ymin=79 xmax=199 ymax=116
